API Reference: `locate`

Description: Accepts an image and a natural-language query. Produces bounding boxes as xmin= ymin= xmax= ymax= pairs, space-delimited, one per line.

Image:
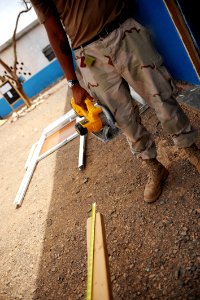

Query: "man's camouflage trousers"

xmin=74 ymin=18 xmax=198 ymax=159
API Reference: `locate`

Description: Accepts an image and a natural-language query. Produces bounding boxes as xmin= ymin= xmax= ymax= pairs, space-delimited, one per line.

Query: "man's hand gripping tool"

xmin=71 ymin=98 xmax=103 ymax=135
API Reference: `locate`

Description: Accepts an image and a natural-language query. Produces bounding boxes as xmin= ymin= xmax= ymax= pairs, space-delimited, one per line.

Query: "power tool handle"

xmin=71 ymin=98 xmax=94 ymax=116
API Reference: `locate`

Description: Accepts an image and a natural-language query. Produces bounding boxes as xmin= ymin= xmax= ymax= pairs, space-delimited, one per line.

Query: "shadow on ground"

xmin=33 ymin=101 xmax=200 ymax=300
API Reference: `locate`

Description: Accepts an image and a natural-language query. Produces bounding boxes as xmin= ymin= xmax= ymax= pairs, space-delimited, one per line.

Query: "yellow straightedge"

xmin=86 ymin=202 xmax=96 ymax=300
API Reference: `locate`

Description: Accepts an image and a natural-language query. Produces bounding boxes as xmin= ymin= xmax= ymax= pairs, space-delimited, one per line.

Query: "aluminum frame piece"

xmin=43 ymin=109 xmax=76 ymax=137
xmin=14 ymin=101 xmax=148 ymax=208
xmin=39 ymin=119 xmax=78 ymax=160
xmin=14 ymin=110 xmax=78 ymax=208
xmin=14 ymin=134 xmax=46 ymax=208
xmin=24 ymin=142 xmax=38 ymax=170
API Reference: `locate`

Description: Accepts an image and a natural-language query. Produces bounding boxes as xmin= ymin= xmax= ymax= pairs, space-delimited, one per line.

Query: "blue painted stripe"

xmin=23 ymin=59 xmax=64 ymax=98
xmin=0 ymin=59 xmax=64 ymax=118
xmin=0 ymin=99 xmax=13 ymax=118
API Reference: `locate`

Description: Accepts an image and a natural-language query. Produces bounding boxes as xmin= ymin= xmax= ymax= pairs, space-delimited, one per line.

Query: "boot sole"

xmin=144 ymin=169 xmax=169 ymax=203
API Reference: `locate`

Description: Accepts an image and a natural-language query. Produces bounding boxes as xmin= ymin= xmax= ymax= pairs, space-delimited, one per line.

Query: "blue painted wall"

xmin=133 ymin=0 xmax=200 ymax=85
xmin=0 ymin=59 xmax=64 ymax=118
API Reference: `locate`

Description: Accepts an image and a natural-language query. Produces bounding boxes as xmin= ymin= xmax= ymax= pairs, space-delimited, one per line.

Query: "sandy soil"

xmin=0 ymin=79 xmax=200 ymax=300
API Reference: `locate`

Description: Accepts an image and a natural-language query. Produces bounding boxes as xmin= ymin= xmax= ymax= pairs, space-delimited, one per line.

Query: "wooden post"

xmin=87 ymin=212 xmax=113 ymax=300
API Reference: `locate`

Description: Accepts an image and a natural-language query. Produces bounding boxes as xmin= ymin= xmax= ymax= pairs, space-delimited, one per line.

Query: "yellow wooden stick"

xmin=86 ymin=202 xmax=96 ymax=300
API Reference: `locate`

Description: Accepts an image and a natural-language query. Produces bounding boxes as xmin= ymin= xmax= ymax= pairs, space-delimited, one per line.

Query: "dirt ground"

xmin=0 ymin=78 xmax=200 ymax=300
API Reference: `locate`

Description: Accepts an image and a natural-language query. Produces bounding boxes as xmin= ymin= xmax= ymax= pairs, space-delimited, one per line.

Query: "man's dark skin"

xmin=44 ymin=15 xmax=92 ymax=106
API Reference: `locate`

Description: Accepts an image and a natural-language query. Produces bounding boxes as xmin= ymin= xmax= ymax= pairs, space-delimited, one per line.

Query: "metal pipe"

xmin=78 ymin=134 xmax=87 ymax=170
xmin=14 ymin=134 xmax=46 ymax=208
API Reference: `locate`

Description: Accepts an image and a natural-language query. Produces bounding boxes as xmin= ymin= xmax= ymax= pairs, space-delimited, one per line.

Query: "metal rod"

xmin=139 ymin=104 xmax=149 ymax=115
xmin=14 ymin=134 xmax=46 ymax=208
xmin=24 ymin=142 xmax=38 ymax=170
xmin=78 ymin=134 xmax=87 ymax=170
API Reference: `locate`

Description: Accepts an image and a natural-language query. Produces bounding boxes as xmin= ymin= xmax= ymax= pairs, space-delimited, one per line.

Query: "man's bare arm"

xmin=43 ymin=14 xmax=92 ymax=105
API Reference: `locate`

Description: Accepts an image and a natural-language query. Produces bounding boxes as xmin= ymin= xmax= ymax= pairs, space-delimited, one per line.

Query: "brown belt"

xmin=73 ymin=13 xmax=131 ymax=51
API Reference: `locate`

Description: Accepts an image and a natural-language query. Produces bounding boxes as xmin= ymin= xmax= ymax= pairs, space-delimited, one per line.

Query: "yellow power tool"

xmin=71 ymin=98 xmax=119 ymax=142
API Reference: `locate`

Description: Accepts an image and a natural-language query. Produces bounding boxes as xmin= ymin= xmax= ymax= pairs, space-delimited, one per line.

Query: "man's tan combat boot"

xmin=182 ymin=144 xmax=200 ymax=173
xmin=143 ymin=158 xmax=169 ymax=203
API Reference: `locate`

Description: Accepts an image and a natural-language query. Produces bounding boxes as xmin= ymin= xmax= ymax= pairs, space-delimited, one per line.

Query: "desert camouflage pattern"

xmin=74 ymin=18 xmax=197 ymax=159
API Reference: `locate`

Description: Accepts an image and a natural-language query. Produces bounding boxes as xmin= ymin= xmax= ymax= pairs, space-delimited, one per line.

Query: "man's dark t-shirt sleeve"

xmin=30 ymin=0 xmax=54 ymax=23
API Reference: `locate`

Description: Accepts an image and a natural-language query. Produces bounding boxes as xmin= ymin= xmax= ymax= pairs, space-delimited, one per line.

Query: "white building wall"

xmin=0 ymin=21 xmax=53 ymax=81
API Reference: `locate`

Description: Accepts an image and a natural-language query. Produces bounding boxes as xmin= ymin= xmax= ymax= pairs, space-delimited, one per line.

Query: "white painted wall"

xmin=0 ymin=22 xmax=53 ymax=81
